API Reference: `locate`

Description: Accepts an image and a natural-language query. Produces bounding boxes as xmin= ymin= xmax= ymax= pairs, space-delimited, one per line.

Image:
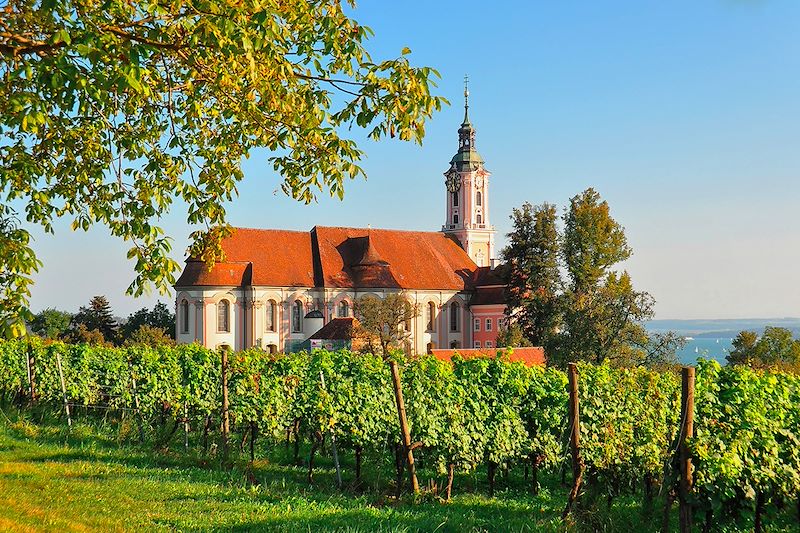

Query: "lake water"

xmin=677 ymin=337 xmax=733 ymax=365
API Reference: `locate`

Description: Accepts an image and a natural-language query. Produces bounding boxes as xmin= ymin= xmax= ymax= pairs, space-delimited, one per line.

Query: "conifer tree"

xmin=73 ymin=295 xmax=118 ymax=343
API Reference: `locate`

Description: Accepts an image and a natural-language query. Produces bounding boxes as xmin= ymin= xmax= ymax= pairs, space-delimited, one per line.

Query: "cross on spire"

xmin=463 ymin=74 xmax=470 ymax=124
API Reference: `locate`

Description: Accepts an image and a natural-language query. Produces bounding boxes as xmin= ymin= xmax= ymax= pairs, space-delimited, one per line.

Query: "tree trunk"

xmin=355 ymin=445 xmax=363 ymax=485
xmin=249 ymin=421 xmax=257 ymax=463
xmin=293 ymin=419 xmax=301 ymax=463
xmin=488 ymin=461 xmax=497 ymax=498
xmin=754 ymin=491 xmax=765 ymax=533
xmin=202 ymin=415 xmax=211 ymax=453
xmin=445 ymin=463 xmax=455 ymax=501
xmin=702 ymin=508 xmax=713 ymax=533
xmin=644 ymin=474 xmax=654 ymax=515
xmin=662 ymin=488 xmax=675 ymax=533
xmin=389 ymin=360 xmax=418 ymax=494
xmin=308 ymin=435 xmax=320 ymax=484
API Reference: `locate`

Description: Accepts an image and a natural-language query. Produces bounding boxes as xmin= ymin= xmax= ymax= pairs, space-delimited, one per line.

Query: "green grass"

xmin=0 ymin=411 xmax=795 ymax=532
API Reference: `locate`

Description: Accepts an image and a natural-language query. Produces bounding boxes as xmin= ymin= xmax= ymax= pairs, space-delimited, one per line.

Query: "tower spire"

xmin=463 ymin=74 xmax=470 ymax=125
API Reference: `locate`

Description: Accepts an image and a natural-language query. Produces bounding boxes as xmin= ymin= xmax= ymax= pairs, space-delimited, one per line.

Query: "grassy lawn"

xmin=0 ymin=411 xmax=794 ymax=532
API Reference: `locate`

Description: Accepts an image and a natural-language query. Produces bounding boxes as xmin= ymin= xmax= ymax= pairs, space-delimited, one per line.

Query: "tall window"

xmin=453 ymin=213 xmax=459 ymax=224
xmin=338 ymin=300 xmax=349 ymax=317
xmin=426 ymin=302 xmax=436 ymax=332
xmin=266 ymin=300 xmax=276 ymax=332
xmin=476 ymin=191 xmax=482 ymax=206
xmin=450 ymin=302 xmax=461 ymax=332
xmin=217 ymin=300 xmax=230 ymax=332
xmin=292 ymin=300 xmax=304 ymax=333
xmin=180 ymin=300 xmax=189 ymax=334
xmin=452 ymin=192 xmax=459 ymax=207
xmin=486 ymin=318 xmax=493 ymax=331
xmin=476 ymin=213 xmax=482 ymax=224
xmin=474 ymin=318 xmax=480 ymax=332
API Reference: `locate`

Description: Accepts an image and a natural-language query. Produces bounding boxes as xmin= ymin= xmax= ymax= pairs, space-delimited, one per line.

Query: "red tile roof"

xmin=176 ymin=226 xmax=481 ymax=291
xmin=313 ymin=227 xmax=476 ymax=290
xmin=176 ymin=228 xmax=315 ymax=287
xmin=309 ymin=317 xmax=357 ymax=340
xmin=430 ymin=347 xmax=545 ymax=367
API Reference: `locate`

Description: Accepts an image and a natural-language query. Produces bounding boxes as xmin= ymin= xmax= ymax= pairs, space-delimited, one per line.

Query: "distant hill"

xmin=645 ymin=318 xmax=800 ymax=339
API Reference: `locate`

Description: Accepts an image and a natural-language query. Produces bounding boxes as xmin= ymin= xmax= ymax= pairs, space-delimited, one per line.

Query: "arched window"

xmin=476 ymin=213 xmax=482 ymax=224
xmin=292 ymin=300 xmax=304 ymax=333
xmin=426 ymin=302 xmax=436 ymax=332
xmin=450 ymin=302 xmax=461 ymax=332
xmin=452 ymin=192 xmax=459 ymax=207
xmin=453 ymin=213 xmax=459 ymax=224
xmin=476 ymin=191 xmax=482 ymax=206
xmin=266 ymin=300 xmax=276 ymax=332
xmin=338 ymin=300 xmax=349 ymax=317
xmin=217 ymin=300 xmax=230 ymax=332
xmin=450 ymin=340 xmax=460 ymax=349
xmin=180 ymin=300 xmax=189 ymax=334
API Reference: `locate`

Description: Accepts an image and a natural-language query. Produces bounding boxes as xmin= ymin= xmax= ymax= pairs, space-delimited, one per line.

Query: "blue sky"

xmin=27 ymin=0 xmax=800 ymax=319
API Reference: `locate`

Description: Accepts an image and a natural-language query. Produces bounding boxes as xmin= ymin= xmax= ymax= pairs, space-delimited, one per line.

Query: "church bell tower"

xmin=442 ymin=78 xmax=495 ymax=267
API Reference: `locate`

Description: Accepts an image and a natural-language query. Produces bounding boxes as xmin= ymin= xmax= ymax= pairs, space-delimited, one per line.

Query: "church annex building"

xmin=174 ymin=88 xmax=510 ymax=354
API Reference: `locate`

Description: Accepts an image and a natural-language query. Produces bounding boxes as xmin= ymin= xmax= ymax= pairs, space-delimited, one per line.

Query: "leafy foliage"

xmin=1 ymin=338 xmax=799 ymax=524
xmin=726 ymin=327 xmax=800 ymax=371
xmin=0 ymin=0 xmax=446 ymax=333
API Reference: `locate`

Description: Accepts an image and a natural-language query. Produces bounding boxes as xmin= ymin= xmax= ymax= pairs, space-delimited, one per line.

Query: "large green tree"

xmin=503 ymin=189 xmax=670 ymax=367
xmin=28 ymin=307 xmax=73 ymax=339
xmin=560 ymin=189 xmax=654 ymax=365
xmin=0 ymin=0 xmax=445 ymax=336
xmin=727 ymin=327 xmax=800 ymax=371
xmin=501 ymin=202 xmax=562 ymax=352
xmin=120 ymin=301 xmax=175 ymax=340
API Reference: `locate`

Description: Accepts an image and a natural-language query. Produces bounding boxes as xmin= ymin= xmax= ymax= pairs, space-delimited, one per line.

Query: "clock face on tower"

xmin=445 ymin=169 xmax=461 ymax=192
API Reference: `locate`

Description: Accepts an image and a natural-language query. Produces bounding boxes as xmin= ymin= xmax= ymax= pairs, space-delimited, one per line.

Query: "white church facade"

xmin=174 ymin=86 xmax=508 ymax=354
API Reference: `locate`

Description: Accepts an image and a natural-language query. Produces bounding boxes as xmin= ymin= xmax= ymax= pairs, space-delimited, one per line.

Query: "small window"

xmin=453 ymin=213 xmax=459 ymax=224
xmin=450 ymin=302 xmax=461 ymax=332
xmin=452 ymin=192 xmax=459 ymax=207
xmin=266 ymin=300 xmax=277 ymax=332
xmin=474 ymin=340 xmax=481 ymax=349
xmin=292 ymin=300 xmax=304 ymax=333
xmin=450 ymin=340 xmax=460 ymax=349
xmin=486 ymin=340 xmax=493 ymax=349
xmin=477 ymin=213 xmax=482 ymax=224
xmin=180 ymin=300 xmax=189 ymax=334
xmin=267 ymin=344 xmax=278 ymax=354
xmin=486 ymin=318 xmax=493 ymax=331
xmin=476 ymin=191 xmax=482 ymax=206
xmin=473 ymin=318 xmax=480 ymax=332
xmin=217 ymin=300 xmax=230 ymax=332
xmin=426 ymin=302 xmax=436 ymax=332
xmin=338 ymin=300 xmax=349 ymax=317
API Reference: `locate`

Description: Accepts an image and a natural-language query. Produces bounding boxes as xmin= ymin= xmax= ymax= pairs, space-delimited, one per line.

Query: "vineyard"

xmin=1 ymin=338 xmax=799 ymax=531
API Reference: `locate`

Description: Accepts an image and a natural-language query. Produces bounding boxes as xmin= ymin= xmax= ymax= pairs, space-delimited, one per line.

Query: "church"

xmin=174 ymin=87 xmax=508 ymax=354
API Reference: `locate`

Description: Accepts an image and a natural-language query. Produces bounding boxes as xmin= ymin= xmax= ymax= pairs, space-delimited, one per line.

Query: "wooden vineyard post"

xmin=55 ymin=352 xmax=72 ymax=428
xmin=679 ymin=367 xmax=695 ymax=533
xmin=220 ymin=347 xmax=230 ymax=463
xmin=129 ymin=370 xmax=145 ymax=445
xmin=389 ymin=360 xmax=419 ymax=494
xmin=562 ymin=363 xmax=584 ymax=519
xmin=26 ymin=341 xmax=35 ymax=402
xmin=319 ymin=371 xmax=342 ymax=488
